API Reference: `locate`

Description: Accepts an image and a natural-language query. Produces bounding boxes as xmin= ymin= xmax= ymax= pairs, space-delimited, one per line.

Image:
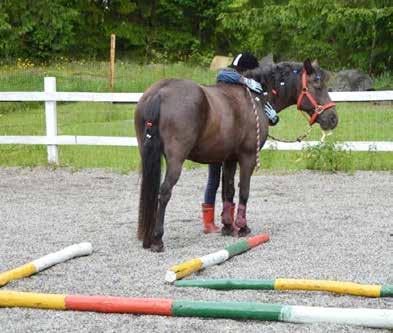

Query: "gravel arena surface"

xmin=0 ymin=167 xmax=392 ymax=333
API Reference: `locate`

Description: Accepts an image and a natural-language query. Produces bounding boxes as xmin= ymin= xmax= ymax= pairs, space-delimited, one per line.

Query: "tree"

xmin=0 ymin=0 xmax=78 ymax=59
xmin=219 ymin=0 xmax=393 ymax=73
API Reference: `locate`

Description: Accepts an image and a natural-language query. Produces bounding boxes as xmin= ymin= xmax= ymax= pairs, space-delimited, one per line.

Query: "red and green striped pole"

xmin=165 ymin=234 xmax=269 ymax=283
xmin=1 ymin=291 xmax=393 ymax=328
xmin=175 ymin=278 xmax=393 ymax=298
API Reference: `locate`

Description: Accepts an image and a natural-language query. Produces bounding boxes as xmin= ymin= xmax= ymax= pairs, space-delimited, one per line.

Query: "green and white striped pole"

xmin=173 ymin=300 xmax=393 ymax=328
xmin=165 ymin=234 xmax=269 ymax=283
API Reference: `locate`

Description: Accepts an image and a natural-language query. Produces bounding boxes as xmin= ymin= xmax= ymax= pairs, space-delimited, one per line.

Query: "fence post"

xmin=44 ymin=77 xmax=59 ymax=165
xmin=109 ymin=34 xmax=116 ymax=91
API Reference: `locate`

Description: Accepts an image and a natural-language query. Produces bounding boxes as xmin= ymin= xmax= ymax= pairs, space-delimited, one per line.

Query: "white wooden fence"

xmin=0 ymin=77 xmax=392 ymax=165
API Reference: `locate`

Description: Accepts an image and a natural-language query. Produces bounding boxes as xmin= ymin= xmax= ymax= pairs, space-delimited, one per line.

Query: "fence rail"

xmin=0 ymin=92 xmax=142 ymax=102
xmin=0 ymin=77 xmax=392 ymax=165
xmin=0 ymin=91 xmax=392 ymax=102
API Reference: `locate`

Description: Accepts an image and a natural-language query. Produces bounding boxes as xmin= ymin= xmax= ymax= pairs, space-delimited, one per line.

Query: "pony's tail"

xmin=137 ymin=94 xmax=162 ymax=248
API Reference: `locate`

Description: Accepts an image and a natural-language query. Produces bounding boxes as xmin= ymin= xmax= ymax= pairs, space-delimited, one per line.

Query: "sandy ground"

xmin=0 ymin=167 xmax=392 ymax=332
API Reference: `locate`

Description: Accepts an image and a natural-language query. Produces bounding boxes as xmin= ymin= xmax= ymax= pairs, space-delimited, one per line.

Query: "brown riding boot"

xmin=202 ymin=203 xmax=220 ymax=234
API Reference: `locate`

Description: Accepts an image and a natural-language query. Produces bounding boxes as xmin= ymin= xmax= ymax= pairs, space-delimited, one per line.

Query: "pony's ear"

xmin=325 ymin=70 xmax=332 ymax=82
xmin=312 ymin=59 xmax=319 ymax=67
xmin=303 ymin=58 xmax=314 ymax=75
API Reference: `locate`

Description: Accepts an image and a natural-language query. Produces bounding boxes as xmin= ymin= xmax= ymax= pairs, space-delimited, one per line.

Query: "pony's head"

xmin=297 ymin=59 xmax=338 ymax=131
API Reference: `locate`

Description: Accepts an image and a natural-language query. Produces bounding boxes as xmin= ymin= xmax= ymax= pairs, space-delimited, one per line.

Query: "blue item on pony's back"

xmin=217 ymin=69 xmax=278 ymax=124
xmin=216 ymin=69 xmax=241 ymax=84
xmin=217 ymin=69 xmax=263 ymax=94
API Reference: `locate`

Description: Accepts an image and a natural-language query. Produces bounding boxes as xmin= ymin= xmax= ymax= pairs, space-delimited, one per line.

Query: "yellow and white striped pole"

xmin=0 ymin=243 xmax=93 ymax=287
xmin=165 ymin=234 xmax=269 ymax=283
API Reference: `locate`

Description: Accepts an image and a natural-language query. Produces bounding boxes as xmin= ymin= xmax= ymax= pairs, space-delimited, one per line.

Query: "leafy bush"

xmin=300 ymin=142 xmax=354 ymax=172
xmin=220 ymin=0 xmax=393 ymax=74
xmin=0 ymin=0 xmax=391 ymax=74
xmin=0 ymin=0 xmax=78 ymax=59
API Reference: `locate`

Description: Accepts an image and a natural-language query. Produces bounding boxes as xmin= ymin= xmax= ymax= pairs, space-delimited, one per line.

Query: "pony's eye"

xmin=313 ymin=75 xmax=322 ymax=89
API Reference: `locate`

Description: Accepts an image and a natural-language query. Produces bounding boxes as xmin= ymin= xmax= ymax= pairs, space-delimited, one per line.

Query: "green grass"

xmin=0 ymin=60 xmax=392 ymax=172
xmin=1 ymin=101 xmax=392 ymax=172
xmin=270 ymin=103 xmax=393 ymax=141
xmin=0 ymin=60 xmax=216 ymax=92
xmin=261 ymin=103 xmax=393 ymax=171
xmin=374 ymin=71 xmax=393 ymax=90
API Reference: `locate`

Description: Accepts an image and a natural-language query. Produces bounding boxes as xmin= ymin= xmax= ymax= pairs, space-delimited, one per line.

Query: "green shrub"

xmin=300 ymin=142 xmax=354 ymax=173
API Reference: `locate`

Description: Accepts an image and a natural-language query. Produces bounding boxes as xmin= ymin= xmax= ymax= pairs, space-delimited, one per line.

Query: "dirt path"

xmin=0 ymin=168 xmax=392 ymax=332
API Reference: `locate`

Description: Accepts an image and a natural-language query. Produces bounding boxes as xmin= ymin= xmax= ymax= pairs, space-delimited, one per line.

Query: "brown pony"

xmin=135 ymin=59 xmax=338 ymax=252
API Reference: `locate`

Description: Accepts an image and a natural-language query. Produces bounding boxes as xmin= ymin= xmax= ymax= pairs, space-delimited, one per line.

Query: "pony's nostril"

xmin=321 ymin=112 xmax=338 ymax=130
xmin=329 ymin=114 xmax=338 ymax=128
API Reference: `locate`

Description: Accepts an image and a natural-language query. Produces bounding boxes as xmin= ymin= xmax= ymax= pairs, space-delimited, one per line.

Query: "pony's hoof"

xmin=150 ymin=234 xmax=164 ymax=252
xmin=150 ymin=243 xmax=164 ymax=252
xmin=221 ymin=225 xmax=234 ymax=236
xmin=238 ymin=226 xmax=251 ymax=237
xmin=142 ymin=241 xmax=151 ymax=249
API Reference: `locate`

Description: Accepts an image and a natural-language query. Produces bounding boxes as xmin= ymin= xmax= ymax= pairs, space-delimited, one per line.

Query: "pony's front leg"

xmin=151 ymin=158 xmax=183 ymax=252
xmin=236 ymin=154 xmax=256 ymax=237
xmin=221 ymin=160 xmax=237 ymax=236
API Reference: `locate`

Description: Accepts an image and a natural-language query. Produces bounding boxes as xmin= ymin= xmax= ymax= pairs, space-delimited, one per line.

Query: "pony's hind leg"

xmin=151 ymin=157 xmax=183 ymax=252
xmin=236 ymin=154 xmax=255 ymax=237
xmin=221 ymin=160 xmax=237 ymax=236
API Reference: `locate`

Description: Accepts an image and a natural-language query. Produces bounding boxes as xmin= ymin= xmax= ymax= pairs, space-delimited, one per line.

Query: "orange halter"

xmin=297 ymin=71 xmax=336 ymax=125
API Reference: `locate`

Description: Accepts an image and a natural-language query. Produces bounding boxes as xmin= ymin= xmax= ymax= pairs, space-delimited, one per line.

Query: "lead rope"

xmin=246 ymin=88 xmax=260 ymax=171
xmin=267 ymin=126 xmax=312 ymax=143
xmin=267 ymin=109 xmax=312 ymax=143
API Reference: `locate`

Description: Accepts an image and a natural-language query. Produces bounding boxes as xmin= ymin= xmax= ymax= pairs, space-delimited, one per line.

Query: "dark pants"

xmin=204 ymin=163 xmax=221 ymax=205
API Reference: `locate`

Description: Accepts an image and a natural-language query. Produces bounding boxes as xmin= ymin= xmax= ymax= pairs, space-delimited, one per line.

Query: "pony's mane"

xmin=245 ymin=61 xmax=329 ymax=90
xmin=244 ymin=62 xmax=303 ymax=88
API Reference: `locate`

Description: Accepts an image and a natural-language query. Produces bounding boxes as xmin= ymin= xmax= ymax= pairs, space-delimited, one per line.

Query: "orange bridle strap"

xmin=296 ymin=71 xmax=336 ymax=125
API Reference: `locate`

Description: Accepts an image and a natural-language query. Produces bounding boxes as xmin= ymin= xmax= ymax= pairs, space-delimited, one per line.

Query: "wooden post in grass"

xmin=109 ymin=34 xmax=116 ymax=91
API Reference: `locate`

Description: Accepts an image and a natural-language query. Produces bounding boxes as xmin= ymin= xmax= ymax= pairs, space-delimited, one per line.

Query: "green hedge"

xmin=0 ymin=0 xmax=391 ymax=73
